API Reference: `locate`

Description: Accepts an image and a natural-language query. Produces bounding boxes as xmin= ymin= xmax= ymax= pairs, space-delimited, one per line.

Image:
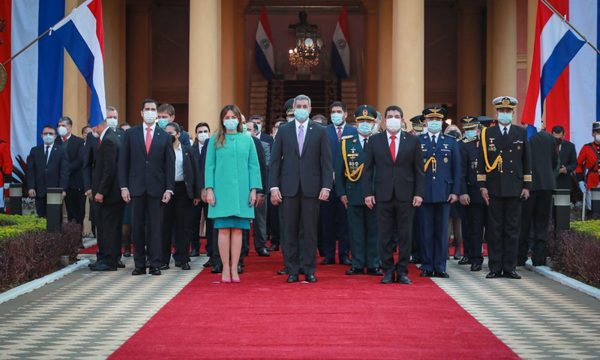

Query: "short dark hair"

xmin=249 ymin=114 xmax=264 ymax=123
xmin=140 ymin=98 xmax=158 ymax=111
xmin=552 ymin=125 xmax=565 ymax=134
xmin=42 ymin=125 xmax=56 ymax=134
xmin=165 ymin=122 xmax=181 ymax=134
xmin=195 ymin=122 xmax=210 ymax=132
xmin=330 ymin=101 xmax=347 ymax=112
xmin=384 ymin=105 xmax=404 ymax=118
xmin=81 ymin=125 xmax=90 ymax=134
xmin=157 ymin=103 xmax=175 ymax=115
xmin=58 ymin=116 xmax=73 ymax=127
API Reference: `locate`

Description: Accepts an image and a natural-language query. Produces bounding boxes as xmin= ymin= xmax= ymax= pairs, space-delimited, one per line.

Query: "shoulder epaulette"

xmin=462 ymin=137 xmax=476 ymax=144
xmin=341 ymin=135 xmax=354 ymax=140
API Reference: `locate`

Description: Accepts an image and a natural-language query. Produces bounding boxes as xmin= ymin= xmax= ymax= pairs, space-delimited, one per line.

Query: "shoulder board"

xmin=462 ymin=137 xmax=476 ymax=143
xmin=341 ymin=135 xmax=354 ymax=140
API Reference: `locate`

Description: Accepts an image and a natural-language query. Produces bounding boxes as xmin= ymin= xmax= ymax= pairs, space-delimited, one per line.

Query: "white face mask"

xmin=594 ymin=134 xmax=600 ymax=143
xmin=143 ymin=110 xmax=157 ymax=124
xmin=106 ymin=118 xmax=118 ymax=129
xmin=386 ymin=118 xmax=402 ymax=133
xmin=57 ymin=126 xmax=68 ymax=137
xmin=197 ymin=132 xmax=209 ymax=144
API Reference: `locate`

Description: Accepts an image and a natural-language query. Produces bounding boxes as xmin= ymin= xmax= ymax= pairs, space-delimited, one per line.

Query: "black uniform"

xmin=460 ymin=136 xmax=487 ymax=269
xmin=477 ymin=124 xmax=532 ymax=276
xmin=518 ymin=131 xmax=558 ymax=266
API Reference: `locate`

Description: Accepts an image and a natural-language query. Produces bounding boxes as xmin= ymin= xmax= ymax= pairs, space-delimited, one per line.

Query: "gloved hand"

xmin=3 ymin=183 xmax=9 ymax=190
xmin=578 ymin=181 xmax=587 ymax=194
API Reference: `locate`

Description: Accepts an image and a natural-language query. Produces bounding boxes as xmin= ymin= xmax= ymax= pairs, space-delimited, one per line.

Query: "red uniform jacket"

xmin=576 ymin=142 xmax=600 ymax=190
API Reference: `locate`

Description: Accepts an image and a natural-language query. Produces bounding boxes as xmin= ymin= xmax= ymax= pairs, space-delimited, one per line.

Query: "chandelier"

xmin=288 ymin=11 xmax=323 ymax=69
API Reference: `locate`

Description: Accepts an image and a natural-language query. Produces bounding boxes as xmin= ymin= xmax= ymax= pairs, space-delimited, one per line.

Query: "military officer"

xmin=575 ymin=122 xmax=600 ymax=213
xmin=477 ymin=96 xmax=532 ymax=279
xmin=409 ymin=115 xmax=426 ymax=136
xmin=336 ymin=105 xmax=382 ymax=276
xmin=458 ymin=116 xmax=486 ymax=271
xmin=418 ymin=107 xmax=461 ymax=278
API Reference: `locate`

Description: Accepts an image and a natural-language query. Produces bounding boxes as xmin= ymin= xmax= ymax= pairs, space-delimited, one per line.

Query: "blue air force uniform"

xmin=419 ymin=107 xmax=461 ymax=276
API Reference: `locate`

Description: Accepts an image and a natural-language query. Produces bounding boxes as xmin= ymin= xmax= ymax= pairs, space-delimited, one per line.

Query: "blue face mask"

xmin=357 ymin=122 xmax=373 ymax=135
xmin=157 ymin=119 xmax=169 ymax=129
xmin=428 ymin=120 xmax=442 ymax=134
xmin=42 ymin=134 xmax=55 ymax=145
xmin=294 ymin=108 xmax=310 ymax=122
xmin=497 ymin=112 xmax=513 ymax=125
xmin=331 ymin=113 xmax=344 ymax=126
xmin=465 ymin=129 xmax=477 ymax=139
xmin=223 ymin=118 xmax=239 ymax=131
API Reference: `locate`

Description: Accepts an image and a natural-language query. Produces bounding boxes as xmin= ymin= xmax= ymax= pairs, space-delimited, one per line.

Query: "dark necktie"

xmin=431 ymin=135 xmax=437 ymax=147
xmin=45 ymin=146 xmax=49 ymax=164
xmin=503 ymin=127 xmax=508 ymax=136
xmin=363 ymin=137 xmax=368 ymax=148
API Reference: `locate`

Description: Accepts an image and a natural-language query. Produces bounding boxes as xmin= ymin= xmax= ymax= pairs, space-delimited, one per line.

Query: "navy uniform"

xmin=477 ymin=96 xmax=532 ymax=279
xmin=336 ymin=105 xmax=382 ymax=275
xmin=458 ymin=116 xmax=486 ymax=271
xmin=418 ymin=107 xmax=461 ymax=278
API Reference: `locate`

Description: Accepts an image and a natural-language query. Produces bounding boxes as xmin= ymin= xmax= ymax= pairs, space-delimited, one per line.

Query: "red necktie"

xmin=145 ymin=127 xmax=152 ymax=154
xmin=337 ymin=127 xmax=342 ymax=142
xmin=390 ymin=135 xmax=396 ymax=162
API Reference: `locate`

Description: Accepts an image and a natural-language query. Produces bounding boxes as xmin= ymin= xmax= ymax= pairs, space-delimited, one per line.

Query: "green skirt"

xmin=213 ymin=216 xmax=250 ymax=230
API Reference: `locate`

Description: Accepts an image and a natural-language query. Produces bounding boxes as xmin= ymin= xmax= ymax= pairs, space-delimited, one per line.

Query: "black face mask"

xmin=555 ymin=138 xmax=563 ymax=145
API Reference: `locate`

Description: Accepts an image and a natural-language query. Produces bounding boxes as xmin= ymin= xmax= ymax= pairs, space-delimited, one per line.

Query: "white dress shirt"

xmin=174 ymin=144 xmax=184 ymax=182
xmin=143 ymin=123 xmax=156 ymax=143
xmin=500 ymin=124 xmax=511 ymax=135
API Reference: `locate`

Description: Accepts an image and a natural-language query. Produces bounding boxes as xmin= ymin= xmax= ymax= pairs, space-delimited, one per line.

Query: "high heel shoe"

xmin=232 ymin=278 xmax=241 ymax=283
xmin=221 ymin=274 xmax=232 ymax=283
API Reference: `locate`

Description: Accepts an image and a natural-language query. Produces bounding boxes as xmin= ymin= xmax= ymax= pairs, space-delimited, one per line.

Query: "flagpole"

xmin=541 ymin=0 xmax=600 ymax=55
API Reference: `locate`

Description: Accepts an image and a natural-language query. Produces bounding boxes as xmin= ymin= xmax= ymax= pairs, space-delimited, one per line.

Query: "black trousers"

xmin=267 ymin=200 xmax=280 ymax=246
xmin=35 ymin=196 xmax=47 ymax=217
xmin=131 ymin=194 xmax=164 ymax=269
xmin=518 ymin=190 xmax=553 ymax=265
xmin=162 ymin=182 xmax=193 ymax=265
xmin=377 ymin=199 xmax=414 ymax=274
xmin=282 ymin=195 xmax=320 ymax=275
xmin=462 ymin=203 xmax=487 ymax=265
xmin=97 ymin=201 xmax=124 ymax=267
xmin=190 ymin=202 xmax=214 ymax=256
xmin=65 ymin=188 xmax=86 ymax=224
xmin=319 ymin=188 xmax=349 ymax=261
xmin=411 ymin=206 xmax=424 ymax=260
xmin=487 ymin=197 xmax=522 ymax=273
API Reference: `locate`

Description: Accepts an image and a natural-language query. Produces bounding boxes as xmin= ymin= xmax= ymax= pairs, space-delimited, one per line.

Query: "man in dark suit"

xmin=119 ymin=98 xmax=175 ymax=276
xmin=552 ymin=125 xmax=577 ymax=191
xmin=269 ymin=94 xmax=333 ymax=283
xmin=518 ymin=128 xmax=558 ymax=266
xmin=90 ymin=120 xmax=125 ymax=271
xmin=27 ymin=125 xmax=69 ymax=217
xmin=418 ymin=107 xmax=461 ymax=279
xmin=364 ymin=105 xmax=424 ymax=285
xmin=478 ymin=96 xmax=532 ymax=279
xmin=57 ymin=116 xmax=85 ymax=224
xmin=247 ymin=120 xmax=270 ymax=257
xmin=190 ymin=122 xmax=211 ymax=258
xmin=249 ymin=114 xmax=274 ymax=146
xmin=320 ymin=101 xmax=357 ymax=265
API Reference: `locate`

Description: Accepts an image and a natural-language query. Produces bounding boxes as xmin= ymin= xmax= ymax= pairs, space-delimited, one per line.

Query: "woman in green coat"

xmin=205 ymin=104 xmax=262 ymax=283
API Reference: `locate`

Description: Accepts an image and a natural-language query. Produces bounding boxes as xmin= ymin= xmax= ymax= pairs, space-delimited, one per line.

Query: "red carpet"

xmin=110 ymin=251 xmax=516 ymax=359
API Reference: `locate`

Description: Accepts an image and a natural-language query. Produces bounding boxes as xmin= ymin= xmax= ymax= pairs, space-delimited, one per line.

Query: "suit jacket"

xmin=259 ymin=132 xmax=274 ymax=146
xmin=62 ymin=135 xmax=85 ymax=190
xmin=477 ymin=125 xmax=532 ymax=197
xmin=335 ymin=134 xmax=370 ymax=206
xmin=92 ymin=129 xmax=123 ymax=204
xmin=27 ymin=143 xmax=69 ymax=197
xmin=529 ymin=130 xmax=559 ymax=191
xmin=82 ymin=132 xmax=99 ymax=191
xmin=196 ymin=138 xmax=208 ymax=189
xmin=460 ymin=137 xmax=485 ymax=204
xmin=118 ymin=125 xmax=175 ymax=197
xmin=363 ymin=131 xmax=425 ymax=202
xmin=268 ymin=120 xmax=333 ymax=198
xmin=251 ymin=136 xmax=267 ymax=194
xmin=419 ymin=133 xmax=461 ymax=203
xmin=179 ymin=143 xmax=202 ymax=200
xmin=327 ymin=123 xmax=358 ymax=172
xmin=557 ymin=139 xmax=576 ymax=189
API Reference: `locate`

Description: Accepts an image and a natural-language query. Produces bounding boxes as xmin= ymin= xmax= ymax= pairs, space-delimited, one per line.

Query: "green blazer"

xmin=205 ymin=133 xmax=262 ymax=219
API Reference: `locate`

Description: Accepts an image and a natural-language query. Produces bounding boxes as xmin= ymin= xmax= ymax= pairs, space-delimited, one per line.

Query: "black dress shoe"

xmin=159 ymin=264 xmax=170 ymax=270
xmin=175 ymin=262 xmax=182 ymax=267
xmin=268 ymin=244 xmax=279 ymax=251
xmin=339 ymin=257 xmax=352 ymax=266
xmin=486 ymin=271 xmax=502 ymax=279
xmin=117 ymin=260 xmax=125 ymax=268
xmin=181 ymin=262 xmax=191 ymax=270
xmin=277 ymin=268 xmax=289 ymax=275
xmin=123 ymin=250 xmax=131 ymax=258
xmin=203 ymin=260 xmax=213 ymax=268
xmin=211 ymin=265 xmax=223 ymax=273
xmin=470 ymin=263 xmax=482 ymax=272
xmin=320 ymin=258 xmax=335 ymax=265
xmin=132 ymin=268 xmax=146 ymax=275
xmin=420 ymin=270 xmax=434 ymax=277
xmin=409 ymin=257 xmax=422 ymax=264
xmin=345 ymin=267 xmax=364 ymax=275
xmin=149 ymin=268 xmax=162 ymax=276
xmin=257 ymin=248 xmax=270 ymax=257
xmin=305 ymin=274 xmax=317 ymax=283
xmin=237 ymin=264 xmax=244 ymax=274
xmin=299 ymin=268 xmax=305 ymax=275
xmin=458 ymin=256 xmax=470 ymax=265
xmin=287 ymin=274 xmax=299 ymax=283
xmin=367 ymin=267 xmax=384 ymax=276
xmin=434 ymin=271 xmax=450 ymax=278
xmin=503 ymin=270 xmax=522 ymax=279
xmin=381 ymin=271 xmax=395 ymax=284
xmin=91 ymin=263 xmax=117 ymax=271
xmin=190 ymin=249 xmax=200 ymax=257
xmin=397 ymin=272 xmax=412 ymax=285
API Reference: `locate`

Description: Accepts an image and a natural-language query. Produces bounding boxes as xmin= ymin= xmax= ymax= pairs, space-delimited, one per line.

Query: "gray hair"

xmin=293 ymin=94 xmax=312 ymax=108
xmin=106 ymin=106 xmax=118 ymax=113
